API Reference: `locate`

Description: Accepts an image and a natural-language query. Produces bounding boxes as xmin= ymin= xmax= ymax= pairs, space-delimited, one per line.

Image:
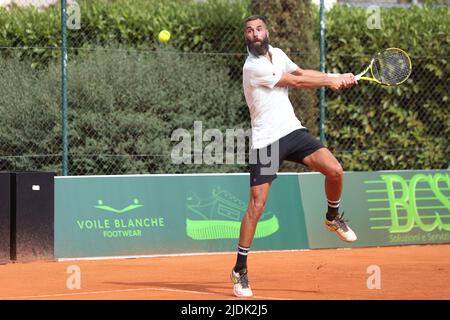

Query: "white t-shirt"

xmin=243 ymin=45 xmax=304 ymax=149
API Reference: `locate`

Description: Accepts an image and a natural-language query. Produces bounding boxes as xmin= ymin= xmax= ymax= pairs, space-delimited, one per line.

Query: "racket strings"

xmin=372 ymin=50 xmax=411 ymax=85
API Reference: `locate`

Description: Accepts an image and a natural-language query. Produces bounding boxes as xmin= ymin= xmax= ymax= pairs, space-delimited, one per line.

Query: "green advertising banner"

xmin=55 ymin=170 xmax=450 ymax=258
xmin=299 ymin=170 xmax=450 ymax=248
xmin=55 ymin=174 xmax=309 ymax=259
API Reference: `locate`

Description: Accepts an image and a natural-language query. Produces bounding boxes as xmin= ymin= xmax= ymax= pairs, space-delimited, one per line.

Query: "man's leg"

xmin=239 ymin=182 xmax=273 ymax=247
xmin=303 ymin=148 xmax=357 ymax=242
xmin=231 ymin=181 xmax=272 ymax=297
xmin=303 ymin=148 xmax=343 ymax=217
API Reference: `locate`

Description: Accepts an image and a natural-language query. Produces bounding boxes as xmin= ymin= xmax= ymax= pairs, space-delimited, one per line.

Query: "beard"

xmin=246 ymin=35 xmax=270 ymax=56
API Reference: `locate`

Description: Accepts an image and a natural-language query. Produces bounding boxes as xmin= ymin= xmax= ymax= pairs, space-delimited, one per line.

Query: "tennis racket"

xmin=355 ymin=48 xmax=412 ymax=86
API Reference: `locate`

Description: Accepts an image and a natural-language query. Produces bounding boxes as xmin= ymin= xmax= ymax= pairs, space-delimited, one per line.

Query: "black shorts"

xmin=249 ymin=129 xmax=325 ymax=187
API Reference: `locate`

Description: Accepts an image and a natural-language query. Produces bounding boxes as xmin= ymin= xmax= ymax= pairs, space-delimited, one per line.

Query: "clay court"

xmin=0 ymin=244 xmax=449 ymax=300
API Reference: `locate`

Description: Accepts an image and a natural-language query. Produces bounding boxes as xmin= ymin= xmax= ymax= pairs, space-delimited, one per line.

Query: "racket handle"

xmin=355 ymin=64 xmax=371 ymax=81
xmin=355 ymin=73 xmax=364 ymax=81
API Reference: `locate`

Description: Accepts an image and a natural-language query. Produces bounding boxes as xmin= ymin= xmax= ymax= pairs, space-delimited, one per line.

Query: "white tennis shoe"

xmin=325 ymin=212 xmax=357 ymax=243
xmin=231 ymin=268 xmax=253 ymax=297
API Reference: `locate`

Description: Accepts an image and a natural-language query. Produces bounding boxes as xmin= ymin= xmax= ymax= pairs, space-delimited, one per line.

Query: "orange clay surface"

xmin=0 ymin=244 xmax=449 ymax=300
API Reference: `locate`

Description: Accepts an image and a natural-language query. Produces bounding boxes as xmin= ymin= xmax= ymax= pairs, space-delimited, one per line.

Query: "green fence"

xmin=0 ymin=0 xmax=448 ymax=175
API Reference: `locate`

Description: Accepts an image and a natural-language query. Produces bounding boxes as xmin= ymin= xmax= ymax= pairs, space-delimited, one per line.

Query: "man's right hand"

xmin=328 ymin=73 xmax=358 ymax=91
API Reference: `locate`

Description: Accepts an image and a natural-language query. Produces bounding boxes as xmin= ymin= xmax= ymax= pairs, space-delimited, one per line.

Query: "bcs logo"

xmin=381 ymin=173 xmax=450 ymax=233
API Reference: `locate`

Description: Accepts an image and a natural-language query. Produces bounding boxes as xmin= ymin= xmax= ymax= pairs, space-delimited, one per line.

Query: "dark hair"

xmin=244 ymin=15 xmax=268 ymax=27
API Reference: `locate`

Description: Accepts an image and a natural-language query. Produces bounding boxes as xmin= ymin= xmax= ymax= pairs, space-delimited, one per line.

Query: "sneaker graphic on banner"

xmin=186 ymin=187 xmax=279 ymax=240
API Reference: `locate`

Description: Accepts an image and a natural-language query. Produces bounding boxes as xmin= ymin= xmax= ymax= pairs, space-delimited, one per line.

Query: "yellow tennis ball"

xmin=158 ymin=30 xmax=171 ymax=42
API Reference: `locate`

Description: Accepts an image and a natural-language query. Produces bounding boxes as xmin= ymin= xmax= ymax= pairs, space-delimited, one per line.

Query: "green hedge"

xmin=0 ymin=1 xmax=448 ymax=173
xmin=321 ymin=5 xmax=449 ymax=170
xmin=0 ymin=0 xmax=249 ymax=66
xmin=0 ymin=57 xmax=61 ymax=171
xmin=0 ymin=49 xmax=247 ymax=174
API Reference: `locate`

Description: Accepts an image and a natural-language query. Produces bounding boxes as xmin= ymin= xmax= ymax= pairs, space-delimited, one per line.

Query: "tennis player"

xmin=231 ymin=15 xmax=358 ymax=298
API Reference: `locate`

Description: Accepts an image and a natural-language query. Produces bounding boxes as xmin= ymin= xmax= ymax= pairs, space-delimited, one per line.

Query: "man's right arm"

xmin=276 ymin=71 xmax=356 ymax=90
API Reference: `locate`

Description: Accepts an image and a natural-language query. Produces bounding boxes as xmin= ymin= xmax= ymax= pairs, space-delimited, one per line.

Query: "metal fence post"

xmin=319 ymin=0 xmax=326 ymax=144
xmin=61 ymin=0 xmax=69 ymax=176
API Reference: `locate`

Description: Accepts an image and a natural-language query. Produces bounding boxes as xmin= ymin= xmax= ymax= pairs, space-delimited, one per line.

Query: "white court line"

xmin=57 ymin=249 xmax=311 ymax=262
xmin=1 ymin=287 xmax=289 ymax=300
